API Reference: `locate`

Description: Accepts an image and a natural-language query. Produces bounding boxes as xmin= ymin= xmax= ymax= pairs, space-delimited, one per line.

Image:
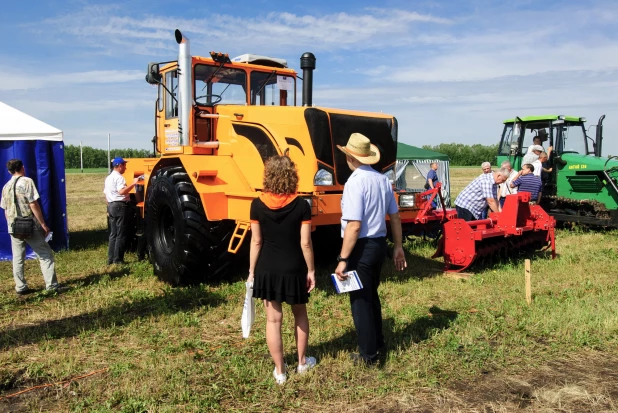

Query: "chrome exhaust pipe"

xmin=175 ymin=29 xmax=192 ymax=146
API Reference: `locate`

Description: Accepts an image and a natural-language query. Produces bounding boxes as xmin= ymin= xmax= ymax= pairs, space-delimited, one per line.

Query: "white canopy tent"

xmin=0 ymin=101 xmax=68 ymax=259
xmin=0 ymin=102 xmax=63 ymax=141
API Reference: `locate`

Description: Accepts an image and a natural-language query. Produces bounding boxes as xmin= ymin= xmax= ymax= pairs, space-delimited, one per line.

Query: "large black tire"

xmin=145 ymin=166 xmax=234 ymax=285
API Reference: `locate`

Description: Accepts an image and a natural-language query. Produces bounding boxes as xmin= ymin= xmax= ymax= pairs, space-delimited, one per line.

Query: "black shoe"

xmin=113 ymin=261 xmax=125 ymax=265
xmin=16 ymin=288 xmax=33 ymax=296
xmin=350 ymin=353 xmax=378 ymax=366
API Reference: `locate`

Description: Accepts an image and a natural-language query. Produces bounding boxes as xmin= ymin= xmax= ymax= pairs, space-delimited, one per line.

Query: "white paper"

xmin=241 ymin=281 xmax=255 ymax=338
xmin=331 ymin=270 xmax=363 ymax=294
xmin=277 ymin=75 xmax=294 ymax=91
xmin=45 ymin=232 xmax=53 ymax=243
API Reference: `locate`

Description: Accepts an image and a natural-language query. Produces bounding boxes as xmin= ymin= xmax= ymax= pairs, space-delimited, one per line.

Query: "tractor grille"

xmin=304 ymin=108 xmax=397 ymax=185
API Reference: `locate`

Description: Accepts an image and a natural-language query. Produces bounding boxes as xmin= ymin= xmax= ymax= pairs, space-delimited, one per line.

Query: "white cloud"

xmin=37 ymin=6 xmax=452 ymax=55
xmin=0 ymin=69 xmax=143 ymax=91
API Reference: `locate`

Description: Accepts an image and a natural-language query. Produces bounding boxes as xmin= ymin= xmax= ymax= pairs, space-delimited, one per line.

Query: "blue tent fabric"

xmin=0 ymin=140 xmax=68 ymax=260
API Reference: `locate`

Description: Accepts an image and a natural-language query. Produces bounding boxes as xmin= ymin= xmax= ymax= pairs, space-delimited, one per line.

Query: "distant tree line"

xmin=64 ymin=145 xmax=155 ymax=169
xmin=422 ymin=143 xmax=499 ymax=166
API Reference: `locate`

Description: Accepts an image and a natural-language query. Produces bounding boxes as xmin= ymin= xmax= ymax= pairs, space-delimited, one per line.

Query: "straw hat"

xmin=336 ymin=133 xmax=380 ymax=165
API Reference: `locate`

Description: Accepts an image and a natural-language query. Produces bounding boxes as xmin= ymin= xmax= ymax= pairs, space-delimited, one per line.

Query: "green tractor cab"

xmin=497 ymin=114 xmax=618 ymax=227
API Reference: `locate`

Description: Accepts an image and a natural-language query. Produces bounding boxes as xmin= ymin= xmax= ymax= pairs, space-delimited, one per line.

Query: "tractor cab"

xmin=497 ymin=115 xmax=605 ymax=195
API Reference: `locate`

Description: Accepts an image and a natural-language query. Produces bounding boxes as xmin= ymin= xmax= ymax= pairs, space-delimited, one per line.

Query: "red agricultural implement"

xmin=400 ymin=185 xmax=557 ymax=273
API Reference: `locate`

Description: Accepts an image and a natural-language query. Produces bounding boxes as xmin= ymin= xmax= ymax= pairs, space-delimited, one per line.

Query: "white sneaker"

xmin=273 ymin=366 xmax=287 ymax=385
xmin=297 ymin=356 xmax=316 ymax=374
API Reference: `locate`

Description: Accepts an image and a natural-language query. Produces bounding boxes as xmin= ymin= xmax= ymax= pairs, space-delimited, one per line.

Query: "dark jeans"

xmin=348 ymin=237 xmax=387 ymax=362
xmin=455 ymin=206 xmax=476 ymax=222
xmin=108 ymin=202 xmax=129 ymax=264
xmin=499 ymin=197 xmax=506 ymax=208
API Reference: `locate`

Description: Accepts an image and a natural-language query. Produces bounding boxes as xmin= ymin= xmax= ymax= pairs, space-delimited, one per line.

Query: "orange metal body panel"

xmin=123 ymin=55 xmax=413 ymax=251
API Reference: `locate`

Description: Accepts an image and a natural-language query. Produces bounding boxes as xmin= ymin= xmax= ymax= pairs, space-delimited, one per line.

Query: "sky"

xmin=1 ymin=0 xmax=617 ymax=155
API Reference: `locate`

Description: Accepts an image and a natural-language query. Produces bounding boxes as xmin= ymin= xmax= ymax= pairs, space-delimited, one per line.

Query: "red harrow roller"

xmin=432 ymin=192 xmax=556 ymax=272
xmin=399 ymin=185 xmax=556 ymax=272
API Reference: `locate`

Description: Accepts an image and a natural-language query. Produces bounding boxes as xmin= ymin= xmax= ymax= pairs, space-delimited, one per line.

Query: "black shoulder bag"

xmin=10 ymin=177 xmax=34 ymax=239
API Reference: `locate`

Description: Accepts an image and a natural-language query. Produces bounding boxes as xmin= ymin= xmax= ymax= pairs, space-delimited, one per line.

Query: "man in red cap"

xmin=103 ymin=157 xmax=140 ymax=265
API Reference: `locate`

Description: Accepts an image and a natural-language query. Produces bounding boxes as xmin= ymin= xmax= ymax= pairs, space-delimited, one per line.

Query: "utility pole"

xmin=107 ymin=133 xmax=111 ymax=173
xmin=80 ymin=141 xmax=83 ymax=173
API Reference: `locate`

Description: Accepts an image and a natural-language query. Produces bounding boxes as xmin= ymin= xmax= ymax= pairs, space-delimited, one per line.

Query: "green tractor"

xmin=497 ymin=114 xmax=618 ymax=227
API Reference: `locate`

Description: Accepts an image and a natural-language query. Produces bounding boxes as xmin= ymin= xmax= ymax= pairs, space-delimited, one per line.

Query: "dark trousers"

xmin=108 ymin=202 xmax=129 ymax=264
xmin=455 ymin=206 xmax=476 ymax=222
xmin=348 ymin=237 xmax=387 ymax=362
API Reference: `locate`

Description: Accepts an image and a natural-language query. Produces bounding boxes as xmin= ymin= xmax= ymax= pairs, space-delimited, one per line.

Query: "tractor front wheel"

xmin=145 ymin=166 xmax=233 ymax=285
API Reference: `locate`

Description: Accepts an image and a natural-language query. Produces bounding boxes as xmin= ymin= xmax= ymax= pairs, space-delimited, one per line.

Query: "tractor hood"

xmin=304 ymin=107 xmax=398 ymax=185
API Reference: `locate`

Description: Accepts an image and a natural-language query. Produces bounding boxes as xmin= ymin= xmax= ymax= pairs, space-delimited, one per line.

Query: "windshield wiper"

xmin=254 ymin=70 xmax=277 ymax=98
xmin=202 ymin=62 xmax=227 ymax=90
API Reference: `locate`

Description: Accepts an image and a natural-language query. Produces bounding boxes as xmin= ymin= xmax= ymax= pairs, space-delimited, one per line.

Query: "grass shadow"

xmin=311 ymin=306 xmax=458 ymax=366
xmin=69 ymin=229 xmax=109 ymax=250
xmin=62 ymin=268 xmax=129 ymax=288
xmin=314 ymin=249 xmax=445 ymax=297
xmin=0 ymin=287 xmax=225 ymax=350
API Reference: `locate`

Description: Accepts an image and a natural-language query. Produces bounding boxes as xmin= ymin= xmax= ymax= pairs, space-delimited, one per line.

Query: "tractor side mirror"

xmin=146 ymin=62 xmax=162 ymax=85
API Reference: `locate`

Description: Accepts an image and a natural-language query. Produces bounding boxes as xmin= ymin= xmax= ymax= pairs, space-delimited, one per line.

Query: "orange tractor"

xmin=122 ymin=29 xmax=421 ymax=285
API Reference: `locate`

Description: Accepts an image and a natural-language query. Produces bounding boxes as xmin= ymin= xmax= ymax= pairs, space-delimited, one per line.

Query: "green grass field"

xmin=1 ymin=168 xmax=617 ymax=412
xmin=65 ymin=168 xmax=110 ymax=174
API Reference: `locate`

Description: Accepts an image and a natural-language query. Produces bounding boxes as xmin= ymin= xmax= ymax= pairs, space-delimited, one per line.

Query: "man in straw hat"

xmin=334 ymin=133 xmax=407 ymax=365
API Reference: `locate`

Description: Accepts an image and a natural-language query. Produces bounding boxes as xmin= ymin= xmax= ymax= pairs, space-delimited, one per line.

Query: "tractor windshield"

xmin=498 ymin=124 xmax=515 ymax=155
xmin=194 ymin=65 xmax=247 ymax=105
xmin=250 ymin=71 xmax=295 ymax=106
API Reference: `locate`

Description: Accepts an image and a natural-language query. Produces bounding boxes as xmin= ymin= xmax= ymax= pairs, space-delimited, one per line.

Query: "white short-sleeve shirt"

xmin=532 ymin=160 xmax=543 ymax=177
xmin=340 ymin=165 xmax=398 ymax=238
xmin=103 ymin=170 xmax=128 ymax=202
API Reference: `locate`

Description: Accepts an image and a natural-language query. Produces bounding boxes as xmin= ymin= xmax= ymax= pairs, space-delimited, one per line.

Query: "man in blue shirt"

xmin=334 ymin=133 xmax=406 ymax=365
xmin=455 ymin=168 xmax=509 ymax=221
xmin=426 ymin=162 xmax=439 ymax=208
xmin=510 ymin=164 xmax=543 ymax=204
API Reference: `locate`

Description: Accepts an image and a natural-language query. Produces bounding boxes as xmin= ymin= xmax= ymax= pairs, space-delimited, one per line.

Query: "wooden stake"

xmin=525 ymin=259 xmax=532 ymax=305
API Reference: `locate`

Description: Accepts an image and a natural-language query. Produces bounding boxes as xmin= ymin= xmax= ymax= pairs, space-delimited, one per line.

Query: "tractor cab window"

xmin=559 ymin=123 xmax=587 ymax=154
xmin=165 ymin=71 xmax=178 ymax=119
xmin=250 ymin=72 xmax=295 ymax=106
xmin=521 ymin=122 xmax=551 ymax=155
xmin=194 ymin=65 xmax=247 ymax=105
xmin=499 ymin=123 xmax=515 ymax=155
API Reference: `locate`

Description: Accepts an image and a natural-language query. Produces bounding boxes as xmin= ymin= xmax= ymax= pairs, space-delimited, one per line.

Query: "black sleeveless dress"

xmin=250 ymin=194 xmax=312 ymax=305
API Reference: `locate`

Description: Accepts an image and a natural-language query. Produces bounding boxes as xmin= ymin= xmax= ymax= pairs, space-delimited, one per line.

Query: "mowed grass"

xmin=0 ymin=168 xmax=617 ymax=412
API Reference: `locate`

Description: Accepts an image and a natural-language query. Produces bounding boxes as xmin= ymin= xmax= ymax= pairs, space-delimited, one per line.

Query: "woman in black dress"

xmin=248 ymin=156 xmax=316 ymax=385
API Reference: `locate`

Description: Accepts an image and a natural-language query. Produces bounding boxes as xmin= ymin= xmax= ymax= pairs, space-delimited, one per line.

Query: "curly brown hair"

xmin=262 ymin=156 xmax=299 ymax=194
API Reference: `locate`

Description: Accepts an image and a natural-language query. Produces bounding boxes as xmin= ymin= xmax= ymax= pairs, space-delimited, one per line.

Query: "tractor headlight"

xmin=399 ymin=194 xmax=415 ymax=208
xmin=314 ymin=168 xmax=333 ymax=186
xmin=383 ymin=169 xmax=395 ymax=184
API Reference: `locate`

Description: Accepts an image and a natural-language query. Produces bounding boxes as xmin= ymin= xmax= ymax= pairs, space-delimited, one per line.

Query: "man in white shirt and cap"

xmin=103 ymin=157 xmax=140 ymax=265
xmin=523 ymin=129 xmax=552 ymax=164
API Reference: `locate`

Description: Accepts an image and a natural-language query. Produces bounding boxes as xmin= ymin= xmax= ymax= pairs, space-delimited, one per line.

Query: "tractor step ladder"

xmin=228 ymin=221 xmax=250 ymax=253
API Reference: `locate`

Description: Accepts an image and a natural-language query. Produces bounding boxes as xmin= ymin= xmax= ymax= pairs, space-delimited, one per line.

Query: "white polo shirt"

xmin=341 ymin=165 xmax=398 ymax=238
xmin=103 ymin=171 xmax=129 ymax=202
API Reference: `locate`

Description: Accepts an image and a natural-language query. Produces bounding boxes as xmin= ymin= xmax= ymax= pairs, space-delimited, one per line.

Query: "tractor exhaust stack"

xmin=595 ymin=114 xmax=605 ymax=157
xmin=300 ymin=52 xmax=316 ymax=107
xmin=175 ymin=29 xmax=192 ymax=146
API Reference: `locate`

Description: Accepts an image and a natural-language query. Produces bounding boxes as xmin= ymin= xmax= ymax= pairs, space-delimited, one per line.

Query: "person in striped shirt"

xmin=455 ymin=168 xmax=509 ymax=221
xmin=509 ymin=164 xmax=543 ymax=204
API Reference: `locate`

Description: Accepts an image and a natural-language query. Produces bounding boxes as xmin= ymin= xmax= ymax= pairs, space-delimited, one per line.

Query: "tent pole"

xmin=80 ymin=141 xmax=83 ymax=173
xmin=107 ymin=133 xmax=111 ymax=173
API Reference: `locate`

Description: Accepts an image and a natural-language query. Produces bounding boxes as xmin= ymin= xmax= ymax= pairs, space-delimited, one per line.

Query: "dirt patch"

xmin=338 ymin=351 xmax=618 ymax=412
